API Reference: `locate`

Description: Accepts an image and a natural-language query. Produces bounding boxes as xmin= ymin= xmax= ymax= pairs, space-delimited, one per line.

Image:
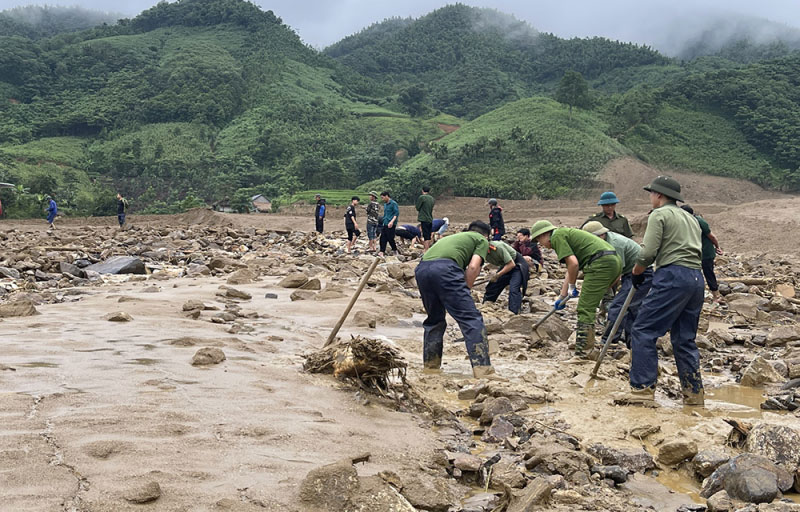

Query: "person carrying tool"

xmin=618 ymin=176 xmax=705 ymax=407
xmin=414 ymin=221 xmax=498 ymax=379
xmin=512 ymin=228 xmax=543 ymax=272
xmin=483 ymin=240 xmax=529 ymax=315
xmin=531 ymin=221 xmax=622 ymax=360
xmin=344 ymin=196 xmax=361 ymax=253
xmin=379 ymin=191 xmax=399 ymax=257
xmin=487 ymin=198 xmax=505 ymax=241
xmin=415 ymin=186 xmax=435 ymax=251
xmin=314 ymin=194 xmax=326 ymax=233
xmin=582 ymin=191 xmax=634 ymax=238
xmin=365 ymin=191 xmax=382 ymax=253
xmin=682 ymin=205 xmax=724 ymax=304
xmin=582 ymin=221 xmax=653 ymax=349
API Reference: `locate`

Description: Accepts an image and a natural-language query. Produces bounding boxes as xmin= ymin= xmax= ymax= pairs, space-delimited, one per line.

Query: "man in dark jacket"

xmin=314 ymin=194 xmax=326 ymax=233
xmin=488 ymin=198 xmax=505 ymax=241
xmin=512 ymin=228 xmax=543 ymax=271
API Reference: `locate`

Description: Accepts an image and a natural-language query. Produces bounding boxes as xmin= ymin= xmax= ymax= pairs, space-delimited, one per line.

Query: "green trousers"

xmin=576 ymin=255 xmax=622 ymax=325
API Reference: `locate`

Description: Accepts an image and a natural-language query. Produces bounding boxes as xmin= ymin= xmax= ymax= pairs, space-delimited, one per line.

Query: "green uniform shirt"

xmin=696 ymin=216 xmax=716 ymax=261
xmin=605 ymin=231 xmax=641 ymax=275
xmin=486 ymin=241 xmax=516 ymax=267
xmin=422 ymin=231 xmax=489 ymax=269
xmin=583 ymin=212 xmax=634 ymax=238
xmin=550 ymin=228 xmax=615 ymax=270
xmin=637 ymin=203 xmax=702 ymax=270
xmin=415 ymin=194 xmax=435 ymax=223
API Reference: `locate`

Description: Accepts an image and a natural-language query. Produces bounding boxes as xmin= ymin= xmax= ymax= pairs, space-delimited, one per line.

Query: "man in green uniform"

xmin=682 ymin=205 xmax=724 ymax=304
xmin=531 ymin=221 xmax=622 ymax=359
xmin=483 ymin=240 xmax=529 ymax=314
xmin=415 ymin=186 xmax=435 ymax=251
xmin=415 ymin=221 xmax=497 ymax=378
xmin=620 ymin=176 xmax=705 ymax=407
xmin=582 ymin=191 xmax=634 ymax=238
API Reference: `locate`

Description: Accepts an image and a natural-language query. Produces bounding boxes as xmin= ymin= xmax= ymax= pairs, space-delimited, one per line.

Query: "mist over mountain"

xmin=0 ymin=5 xmax=123 ymax=38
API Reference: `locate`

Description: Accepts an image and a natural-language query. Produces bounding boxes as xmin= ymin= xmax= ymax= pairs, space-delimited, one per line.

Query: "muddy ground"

xmin=2 ymin=159 xmax=800 ymax=511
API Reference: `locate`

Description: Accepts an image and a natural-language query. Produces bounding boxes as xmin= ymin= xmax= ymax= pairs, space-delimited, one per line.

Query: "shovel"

xmin=588 ymin=284 xmax=637 ymax=379
xmin=532 ymin=295 xmax=572 ymax=331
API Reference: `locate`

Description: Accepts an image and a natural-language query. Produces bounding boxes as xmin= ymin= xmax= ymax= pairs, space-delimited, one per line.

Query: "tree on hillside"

xmin=555 ymin=71 xmax=591 ymax=118
xmin=398 ymin=84 xmax=427 ymax=117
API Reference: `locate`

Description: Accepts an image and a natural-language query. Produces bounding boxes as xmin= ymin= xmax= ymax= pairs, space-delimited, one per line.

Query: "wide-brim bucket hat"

xmin=644 ymin=175 xmax=684 ymax=202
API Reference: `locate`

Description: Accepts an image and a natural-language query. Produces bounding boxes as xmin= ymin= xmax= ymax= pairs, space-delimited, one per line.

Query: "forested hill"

xmin=324 ymin=4 xmax=670 ymax=118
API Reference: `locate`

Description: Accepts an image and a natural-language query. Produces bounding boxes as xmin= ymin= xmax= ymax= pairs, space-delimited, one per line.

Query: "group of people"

xmin=411 ymin=176 xmax=723 ymax=408
xmin=40 ymin=193 xmax=129 ymax=230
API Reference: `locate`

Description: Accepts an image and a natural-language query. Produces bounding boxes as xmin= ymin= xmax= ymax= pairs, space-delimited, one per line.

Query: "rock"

xmin=453 ymin=453 xmax=483 ymax=472
xmin=227 ymin=268 xmax=256 ymax=284
xmin=265 ymin=293 xmax=278 ymax=299
xmin=725 ymin=467 xmax=779 ymax=504
xmin=290 ymin=290 xmax=316 ymax=301
xmin=508 ymin=477 xmax=553 ymax=511
xmin=0 ymin=300 xmax=38 ymax=318
xmin=458 ymin=382 xmax=489 ymax=401
xmin=629 ymin=424 xmax=661 ymax=440
xmin=187 ymin=263 xmax=211 ymax=276
xmin=298 ymin=460 xmax=359 ymax=511
xmin=84 ymin=440 xmax=130 ymax=459
xmin=709 ymin=328 xmax=735 ymax=346
xmin=741 ymin=356 xmax=786 ymax=386
xmin=123 ymin=481 xmax=161 ymax=504
xmin=489 ymin=461 xmax=526 ymax=489
xmin=279 ymin=272 xmax=309 ymax=288
xmin=398 ymin=475 xmax=458 ymax=512
xmin=354 ymin=475 xmax=416 ymax=511
xmin=482 ymin=416 xmax=514 ymax=443
xmin=182 ymin=300 xmax=206 ymax=311
xmin=701 ymin=453 xmax=793 ymax=500
xmin=744 ymin=423 xmax=800 ymax=471
xmin=191 ymin=347 xmax=226 ymax=366
xmin=59 ymin=261 xmax=86 ymax=278
xmin=776 ymin=284 xmax=796 ymax=298
xmin=105 ymin=312 xmax=132 ymax=322
xmin=706 ymin=490 xmax=733 ymax=512
xmin=0 ymin=266 xmax=21 ymax=279
xmin=207 ymin=257 xmax=233 ymax=270
xmin=85 ymin=256 xmax=145 ymax=275
xmin=315 ymin=289 xmax=346 ymax=301
xmin=219 ymin=286 xmax=251 ymax=300
xmin=587 ymin=444 xmax=656 ymax=473
xmin=300 ymin=278 xmax=322 ymax=290
xmin=657 ymin=439 xmax=698 ymax=466
xmin=693 ymin=450 xmax=731 ymax=478
xmin=728 ymin=295 xmax=767 ymax=320
xmin=591 ymin=465 xmax=628 ymax=484
xmin=352 ymin=311 xmax=377 ymax=328
xmin=461 ymin=493 xmax=502 ymax=512
xmin=480 ymin=397 xmax=514 ymax=425
xmin=766 ymin=325 xmax=800 ymax=347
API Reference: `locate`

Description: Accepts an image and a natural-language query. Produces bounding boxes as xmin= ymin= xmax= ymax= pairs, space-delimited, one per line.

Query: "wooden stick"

xmin=324 ymin=256 xmax=381 ymax=348
xmin=718 ymin=277 xmax=771 ymax=285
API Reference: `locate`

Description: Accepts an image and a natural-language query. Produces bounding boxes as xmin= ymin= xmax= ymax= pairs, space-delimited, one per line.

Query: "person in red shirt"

xmin=512 ymin=228 xmax=543 ymax=272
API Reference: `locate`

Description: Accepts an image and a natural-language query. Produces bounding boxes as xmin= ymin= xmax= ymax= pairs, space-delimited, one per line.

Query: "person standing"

xmin=531 ymin=221 xmax=622 ymax=360
xmin=488 ymin=198 xmax=505 ymax=241
xmin=46 ymin=195 xmax=58 ymax=230
xmin=116 ymin=193 xmax=128 ymax=229
xmin=416 ymin=186 xmax=435 ymax=251
xmin=512 ymin=228 xmax=543 ymax=272
xmin=582 ymin=191 xmax=634 ymax=238
xmin=582 ymin=221 xmax=653 ymax=348
xmin=344 ymin=196 xmax=361 ymax=253
xmin=414 ymin=221 xmax=497 ymax=378
xmin=314 ymin=194 xmax=326 ymax=233
xmin=365 ymin=191 xmax=381 ymax=253
xmin=620 ymin=176 xmax=705 ymax=407
xmin=483 ymin=240 xmax=530 ymax=315
xmin=379 ymin=191 xmax=399 ymax=257
xmin=682 ymin=205 xmax=724 ymax=304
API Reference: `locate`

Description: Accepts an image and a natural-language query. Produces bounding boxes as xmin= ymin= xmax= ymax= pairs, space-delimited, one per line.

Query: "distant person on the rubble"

xmin=365 ymin=191 xmax=381 ymax=252
xmin=530 ymin=220 xmax=622 ymax=361
xmin=483 ymin=240 xmax=529 ymax=315
xmin=314 ymin=194 xmax=326 ymax=233
xmin=582 ymin=191 xmax=634 ymax=238
xmin=379 ymin=191 xmax=399 ymax=257
xmin=512 ymin=228 xmax=543 ymax=273
xmin=396 ymin=224 xmax=422 ymax=247
xmin=431 ymin=217 xmax=449 ymax=241
xmin=681 ymin=205 xmax=724 ymax=304
xmin=116 ymin=193 xmax=128 ymax=229
xmin=344 ymin=196 xmax=361 ymax=254
xmin=415 ymin=186 xmax=435 ymax=251
xmin=46 ymin=195 xmax=58 ymax=230
xmin=414 ymin=220 xmax=499 ymax=379
xmin=618 ymin=176 xmax=704 ymax=408
xmin=487 ymin=198 xmax=505 ymax=241
xmin=582 ymin=221 xmax=652 ymax=348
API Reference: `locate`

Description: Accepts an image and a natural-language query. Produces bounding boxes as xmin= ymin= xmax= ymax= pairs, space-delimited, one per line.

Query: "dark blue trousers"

xmin=483 ymin=254 xmax=529 ymax=314
xmin=415 ymin=259 xmax=491 ymax=368
xmin=630 ymin=265 xmax=705 ymax=394
xmin=603 ymin=268 xmax=653 ymax=345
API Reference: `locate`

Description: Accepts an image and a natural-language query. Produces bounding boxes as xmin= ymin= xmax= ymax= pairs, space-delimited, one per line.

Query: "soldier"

xmin=582 ymin=191 xmax=633 ymax=238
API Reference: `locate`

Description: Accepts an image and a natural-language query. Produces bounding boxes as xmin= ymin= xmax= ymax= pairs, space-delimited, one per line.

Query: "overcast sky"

xmin=2 ymin=0 xmax=800 ymax=52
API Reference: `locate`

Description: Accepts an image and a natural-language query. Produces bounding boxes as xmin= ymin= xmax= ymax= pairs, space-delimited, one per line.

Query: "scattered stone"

xmin=508 ymin=477 xmax=553 ymax=511
xmin=776 ymin=283 xmax=796 ymax=298
xmin=629 ymin=424 xmax=661 ymax=440
xmin=591 ymin=465 xmax=628 ymax=484
xmin=693 ymin=450 xmax=731 ymax=478
xmin=300 ymin=278 xmax=322 ymax=290
xmin=290 ymin=290 xmax=316 ymax=301
xmin=706 ymin=490 xmax=734 ymax=512
xmin=123 ymin=481 xmax=161 ymax=504
xmin=0 ymin=266 xmax=21 ymax=279
xmin=191 ymin=347 xmax=226 ymax=366
xmin=227 ymin=268 xmax=257 ymax=284
xmin=461 ymin=493 xmax=501 ymax=512
xmin=701 ymin=453 xmax=793 ymax=500
xmin=86 ymin=256 xmax=145 ymax=275
xmin=744 ymin=423 xmax=800 ymax=471
xmin=726 ymin=467 xmax=779 ymax=504
xmin=298 ymin=460 xmax=359 ymax=511
xmin=278 ymin=272 xmax=309 ymax=288
xmin=59 ymin=261 xmax=86 ymax=278
xmin=398 ymin=475 xmax=459 ymax=512
xmin=766 ymin=325 xmax=800 ymax=347
xmin=657 ymin=439 xmax=698 ymax=466
xmin=352 ymin=310 xmax=377 ymax=328
xmin=105 ymin=312 xmax=132 ymax=322
xmin=458 ymin=382 xmax=489 ymax=401
xmin=264 ymin=293 xmax=278 ymax=299
xmin=482 ymin=416 xmax=514 ymax=443
xmin=587 ymin=444 xmax=656 ymax=473
xmin=741 ymin=356 xmax=786 ymax=386
xmin=452 ymin=453 xmax=483 ymax=472
xmin=479 ymin=397 xmax=514 ymax=425
xmin=182 ymin=300 xmax=206 ymax=311
xmin=0 ymin=300 xmax=38 ymax=318
xmin=218 ymin=286 xmax=251 ymax=300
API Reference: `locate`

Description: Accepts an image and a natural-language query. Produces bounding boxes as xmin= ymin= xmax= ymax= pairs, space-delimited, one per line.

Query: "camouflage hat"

xmin=369 ymin=191 xmax=379 ymax=198
xmin=644 ymin=175 xmax=684 ymax=202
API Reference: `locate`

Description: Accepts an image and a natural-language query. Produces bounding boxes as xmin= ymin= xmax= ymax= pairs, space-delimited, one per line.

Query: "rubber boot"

xmin=423 ymin=357 xmax=442 ymax=374
xmin=613 ymin=386 xmax=658 ymax=407
xmin=472 ymin=365 xmax=507 ymax=382
xmin=683 ymin=388 xmax=705 ymax=406
xmin=584 ymin=328 xmax=600 ymax=361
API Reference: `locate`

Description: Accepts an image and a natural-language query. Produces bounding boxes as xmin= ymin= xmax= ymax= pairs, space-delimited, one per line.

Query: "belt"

xmin=587 ymin=250 xmax=617 ymax=266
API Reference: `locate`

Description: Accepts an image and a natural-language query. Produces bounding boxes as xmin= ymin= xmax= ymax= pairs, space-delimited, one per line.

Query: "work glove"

xmin=489 ymin=272 xmax=500 ymax=283
xmin=568 ymin=284 xmax=579 ymax=298
xmin=554 ymin=295 xmax=568 ymax=310
xmin=632 ymin=273 xmax=645 ymax=289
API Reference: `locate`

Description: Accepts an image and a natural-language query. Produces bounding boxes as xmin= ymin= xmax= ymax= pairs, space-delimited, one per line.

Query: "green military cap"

xmin=530 ymin=220 xmax=556 ymax=240
xmin=644 ymin=175 xmax=684 ymax=202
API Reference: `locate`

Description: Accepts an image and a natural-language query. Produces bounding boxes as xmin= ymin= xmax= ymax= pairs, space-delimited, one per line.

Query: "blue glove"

xmin=554 ymin=296 xmax=568 ymax=310
xmin=569 ymin=285 xmax=579 ymax=298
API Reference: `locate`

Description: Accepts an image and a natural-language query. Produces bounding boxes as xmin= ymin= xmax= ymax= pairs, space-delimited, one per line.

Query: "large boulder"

xmin=59 ymin=261 xmax=86 ymax=278
xmin=766 ymin=325 xmax=800 ymax=347
xmin=744 ymin=423 xmax=800 ymax=472
xmin=279 ymin=272 xmax=309 ymax=288
xmin=479 ymin=397 xmax=514 ymax=425
xmin=298 ymin=460 xmax=359 ymax=511
xmin=725 ymin=467 xmax=779 ymax=504
xmin=0 ymin=300 xmax=38 ymax=318
xmin=741 ymin=356 xmax=786 ymax=387
xmin=85 ymin=256 xmax=145 ymax=275
xmin=587 ymin=444 xmax=655 ymax=473
xmin=657 ymin=439 xmax=698 ymax=466
xmin=700 ymin=453 xmax=793 ymax=501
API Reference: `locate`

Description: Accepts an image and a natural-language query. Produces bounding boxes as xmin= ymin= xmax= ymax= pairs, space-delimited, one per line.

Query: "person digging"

xmin=531 ymin=220 xmax=621 ymax=361
xmin=482 ymin=240 xmax=529 ymax=315
xmin=615 ymin=176 xmax=705 ymax=407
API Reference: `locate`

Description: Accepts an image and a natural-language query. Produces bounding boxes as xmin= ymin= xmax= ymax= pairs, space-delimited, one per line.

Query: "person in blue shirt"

xmin=430 ymin=217 xmax=450 ymax=242
xmin=379 ymin=191 xmax=399 ymax=256
xmin=314 ymin=194 xmax=326 ymax=233
xmin=46 ymin=196 xmax=58 ymax=230
xmin=396 ymin=224 xmax=422 ymax=247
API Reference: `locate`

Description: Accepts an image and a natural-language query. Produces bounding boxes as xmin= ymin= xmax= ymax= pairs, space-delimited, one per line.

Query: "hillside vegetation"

xmin=0 ymin=0 xmax=799 ymax=218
